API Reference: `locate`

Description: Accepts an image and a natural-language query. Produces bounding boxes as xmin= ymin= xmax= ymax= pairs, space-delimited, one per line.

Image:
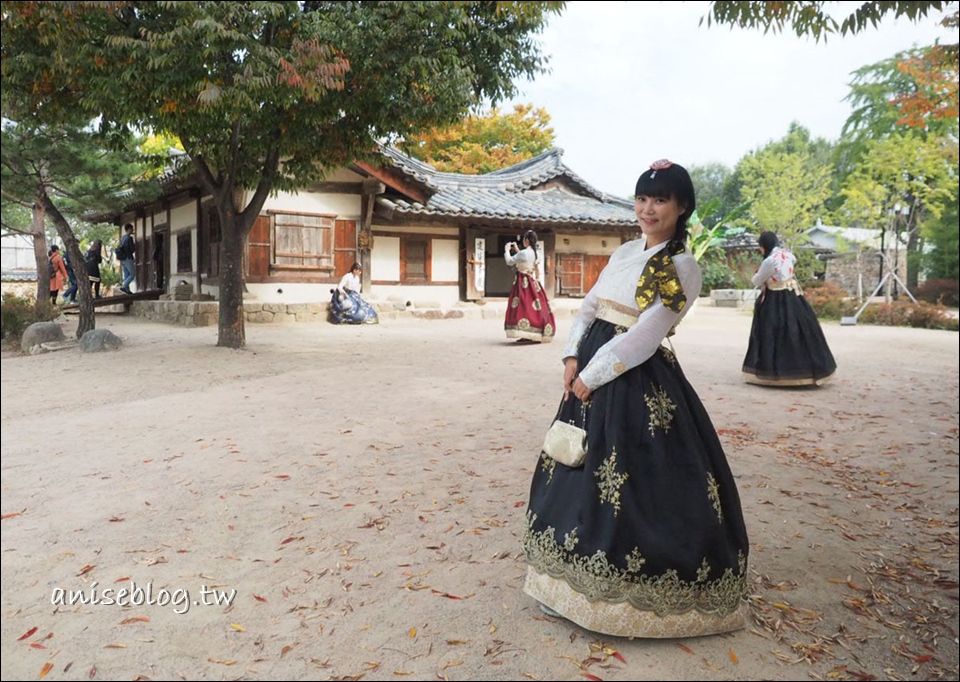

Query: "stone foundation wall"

xmin=131 ymin=300 xmax=331 ymax=326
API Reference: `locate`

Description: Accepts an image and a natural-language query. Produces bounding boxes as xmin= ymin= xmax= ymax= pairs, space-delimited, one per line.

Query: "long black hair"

xmin=522 ymin=230 xmax=538 ymax=251
xmin=758 ymin=231 xmax=779 ymax=258
xmin=634 ymin=162 xmax=696 ymax=243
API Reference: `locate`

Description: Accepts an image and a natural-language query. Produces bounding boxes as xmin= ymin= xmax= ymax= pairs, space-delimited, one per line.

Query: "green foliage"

xmin=687 ymin=163 xmax=734 ymax=224
xmin=793 ymin=248 xmax=825 ymax=287
xmin=0 ymin=294 xmax=59 ymax=341
xmin=920 ymin=186 xmax=959 ymax=280
xmin=686 ymin=198 xmax=751 ymax=262
xmin=839 ymin=50 xmax=959 ymax=174
xmin=699 ymin=252 xmax=737 ymax=293
xmin=405 ymin=103 xmax=555 ymax=174
xmin=703 ymin=2 xmax=949 ymax=41
xmin=738 ymin=125 xmax=834 ymax=248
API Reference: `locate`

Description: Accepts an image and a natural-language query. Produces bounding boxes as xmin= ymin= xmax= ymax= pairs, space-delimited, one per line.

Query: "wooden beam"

xmin=354 ymin=162 xmax=429 ymax=205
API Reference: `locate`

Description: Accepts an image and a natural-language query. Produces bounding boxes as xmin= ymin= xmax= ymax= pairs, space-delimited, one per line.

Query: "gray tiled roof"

xmin=377 ymin=146 xmax=636 ymax=227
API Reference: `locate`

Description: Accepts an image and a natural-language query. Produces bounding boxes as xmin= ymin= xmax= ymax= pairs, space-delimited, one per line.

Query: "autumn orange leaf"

xmin=40 ymin=662 xmax=53 ymax=679
xmin=677 ymin=643 xmax=694 ymax=654
xmin=230 ymin=623 xmax=245 ymax=632
xmin=114 ymin=576 xmax=131 ymax=582
xmin=408 ymin=627 xmax=417 ymax=638
xmin=582 ymin=674 xmax=603 ymax=681
xmin=254 ymin=594 xmax=267 ymax=602
xmin=30 ymin=643 xmax=46 ymax=649
xmin=513 ymin=501 xmax=526 ymax=507
xmin=77 ymin=564 xmax=96 ymax=576
xmin=120 ymin=617 xmax=149 ymax=625
xmin=729 ymin=649 xmax=739 ymax=664
xmin=275 ymin=475 xmax=291 ymax=480
xmin=104 ymin=643 xmax=127 ymax=649
xmin=18 ymin=626 xmax=38 ymax=641
xmin=1 ymin=512 xmax=22 ymax=520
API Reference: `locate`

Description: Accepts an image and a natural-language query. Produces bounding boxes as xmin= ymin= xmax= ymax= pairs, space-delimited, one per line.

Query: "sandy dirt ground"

xmin=1 ymin=304 xmax=957 ymax=682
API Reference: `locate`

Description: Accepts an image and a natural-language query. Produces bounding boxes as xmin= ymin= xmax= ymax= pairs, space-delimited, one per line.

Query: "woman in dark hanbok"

xmin=523 ymin=160 xmax=750 ymax=638
xmin=741 ymin=232 xmax=836 ymax=386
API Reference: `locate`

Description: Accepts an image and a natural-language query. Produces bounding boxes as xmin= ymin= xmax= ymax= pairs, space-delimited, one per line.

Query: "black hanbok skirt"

xmin=329 ymin=289 xmax=379 ymax=325
xmin=742 ymin=289 xmax=836 ymax=386
xmin=523 ymin=319 xmax=750 ymax=638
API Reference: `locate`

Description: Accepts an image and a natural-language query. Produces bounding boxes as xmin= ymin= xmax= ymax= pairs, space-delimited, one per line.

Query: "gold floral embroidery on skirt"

xmin=595 ymin=448 xmax=629 ymax=515
xmin=644 ymin=385 xmax=676 ymax=436
xmin=707 ymin=473 xmax=723 ymax=523
xmin=659 ymin=345 xmax=678 ymax=367
xmin=533 ymin=299 xmax=542 ymax=311
xmin=563 ymin=528 xmax=579 ymax=551
xmin=521 ymin=277 xmax=529 ymax=289
xmin=518 ymin=318 xmax=531 ymax=330
xmin=523 ymin=512 xmax=748 ymax=616
xmin=541 ymin=455 xmax=556 ymax=483
xmin=511 ymin=297 xmax=519 ymax=309
xmin=626 ymin=548 xmax=647 ymax=573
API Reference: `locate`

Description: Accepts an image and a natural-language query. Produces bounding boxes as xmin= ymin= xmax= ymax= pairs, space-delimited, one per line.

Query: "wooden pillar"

xmin=359 ymin=179 xmax=384 ymax=295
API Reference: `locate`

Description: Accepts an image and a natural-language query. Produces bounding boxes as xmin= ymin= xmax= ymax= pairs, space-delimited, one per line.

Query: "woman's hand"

xmin=563 ymin=357 xmax=578 ymax=400
xmin=571 ymin=377 xmax=592 ymax=402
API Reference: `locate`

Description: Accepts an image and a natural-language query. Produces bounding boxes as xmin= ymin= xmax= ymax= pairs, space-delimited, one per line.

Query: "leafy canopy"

xmin=404 ymin=103 xmax=556 ymax=174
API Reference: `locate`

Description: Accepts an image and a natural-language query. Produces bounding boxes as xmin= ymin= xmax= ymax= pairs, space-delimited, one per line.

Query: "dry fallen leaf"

xmin=18 ymin=626 xmax=37 ymax=641
xmin=729 ymin=649 xmax=739 ymax=664
xmin=230 ymin=623 xmax=245 ymax=632
xmin=40 ymin=662 xmax=53 ymax=679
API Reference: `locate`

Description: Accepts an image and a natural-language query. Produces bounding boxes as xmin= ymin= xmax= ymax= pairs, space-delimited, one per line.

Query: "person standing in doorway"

xmin=117 ymin=223 xmax=137 ymax=294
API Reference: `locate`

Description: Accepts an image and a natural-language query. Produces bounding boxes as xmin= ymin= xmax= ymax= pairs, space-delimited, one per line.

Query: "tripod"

xmin=840 ymin=252 xmax=918 ymax=326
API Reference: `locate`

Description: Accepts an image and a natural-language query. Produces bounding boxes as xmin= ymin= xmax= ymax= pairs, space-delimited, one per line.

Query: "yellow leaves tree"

xmin=405 ymin=104 xmax=555 ymax=174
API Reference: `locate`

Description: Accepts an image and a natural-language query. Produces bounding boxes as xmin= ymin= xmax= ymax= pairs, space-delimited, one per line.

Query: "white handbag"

xmin=541 ymin=400 xmax=589 ymax=468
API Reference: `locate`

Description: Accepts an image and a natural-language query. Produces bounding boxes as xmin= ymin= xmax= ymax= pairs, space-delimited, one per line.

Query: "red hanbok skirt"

xmin=504 ymin=271 xmax=555 ymax=342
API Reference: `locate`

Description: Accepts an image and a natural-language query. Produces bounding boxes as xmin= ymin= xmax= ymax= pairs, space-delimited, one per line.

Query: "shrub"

xmin=859 ymin=300 xmax=958 ymax=331
xmin=700 ymin=254 xmax=736 ymax=293
xmin=915 ymin=279 xmax=959 ymax=308
xmin=803 ymin=281 xmax=856 ymax=320
xmin=0 ymin=294 xmax=60 ymax=341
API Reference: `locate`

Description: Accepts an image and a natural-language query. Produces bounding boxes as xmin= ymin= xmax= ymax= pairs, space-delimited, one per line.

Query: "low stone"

xmin=78 ymin=328 xmax=123 ymax=353
xmin=21 ymin=321 xmax=65 ymax=352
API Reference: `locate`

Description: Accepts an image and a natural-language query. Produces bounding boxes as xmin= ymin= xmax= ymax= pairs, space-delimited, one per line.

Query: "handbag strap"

xmin=551 ymin=395 xmax=590 ymax=426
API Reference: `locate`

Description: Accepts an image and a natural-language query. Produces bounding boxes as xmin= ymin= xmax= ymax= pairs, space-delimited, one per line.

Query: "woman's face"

xmin=635 ymin=194 xmax=684 ymax=243
xmin=522 ymin=237 xmax=530 ymax=248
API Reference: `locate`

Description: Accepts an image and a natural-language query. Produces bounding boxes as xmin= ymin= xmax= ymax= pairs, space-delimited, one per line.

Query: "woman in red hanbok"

xmin=504 ymin=230 xmax=555 ymax=343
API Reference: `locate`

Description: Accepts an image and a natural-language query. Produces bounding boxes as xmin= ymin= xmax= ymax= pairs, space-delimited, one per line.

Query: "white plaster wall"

xmin=246 ymin=282 xmax=333 ymax=303
xmin=373 ymin=225 xmax=458 ymax=237
xmin=432 ymin=239 xmax=459 ymax=282
xmin=372 ymin=236 xmax=401 ymax=281
xmin=369 ymin=284 xmax=460 ymax=306
xmin=258 ymin=190 xmax=360 ymax=218
xmin=170 ymin=202 xmax=196 ymax=230
xmin=554 ymin=234 xmax=621 ymax=254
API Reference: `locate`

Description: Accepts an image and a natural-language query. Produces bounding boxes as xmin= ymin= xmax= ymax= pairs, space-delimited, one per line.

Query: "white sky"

xmin=504 ymin=1 xmax=956 ymax=198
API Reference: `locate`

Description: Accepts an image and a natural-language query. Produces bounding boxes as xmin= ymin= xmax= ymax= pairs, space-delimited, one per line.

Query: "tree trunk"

xmin=906 ymin=227 xmax=920 ymax=291
xmin=217 ymin=214 xmax=247 ymax=349
xmin=36 ymin=190 xmax=96 ymax=337
xmin=32 ymin=202 xmax=50 ymax=306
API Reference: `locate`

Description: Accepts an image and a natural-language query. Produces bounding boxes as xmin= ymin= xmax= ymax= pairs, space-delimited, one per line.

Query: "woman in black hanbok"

xmin=523 ymin=160 xmax=750 ymax=638
xmin=741 ymin=232 xmax=836 ymax=386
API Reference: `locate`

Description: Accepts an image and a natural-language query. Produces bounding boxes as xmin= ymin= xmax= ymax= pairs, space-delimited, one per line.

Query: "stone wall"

xmin=824 ymin=249 xmax=906 ymax=297
xmin=131 ymin=300 xmax=331 ymax=326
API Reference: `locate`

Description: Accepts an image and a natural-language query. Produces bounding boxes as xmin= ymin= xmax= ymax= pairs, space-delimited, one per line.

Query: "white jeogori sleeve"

xmin=577 ymin=257 xmax=702 ymax=391
xmin=337 ymin=273 xmax=351 ymax=294
xmin=751 ymin=257 xmax=776 ymax=287
xmin=562 ymin=276 xmax=602 ymax=361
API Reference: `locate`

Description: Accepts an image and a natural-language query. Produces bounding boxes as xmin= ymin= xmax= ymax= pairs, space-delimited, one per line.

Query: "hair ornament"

xmin=649 ymin=158 xmax=674 ymax=178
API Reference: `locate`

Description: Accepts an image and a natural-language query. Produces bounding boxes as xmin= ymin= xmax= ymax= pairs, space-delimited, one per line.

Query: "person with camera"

xmin=522 ymin=161 xmax=749 ymax=639
xmin=503 ymin=230 xmax=555 ymax=343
